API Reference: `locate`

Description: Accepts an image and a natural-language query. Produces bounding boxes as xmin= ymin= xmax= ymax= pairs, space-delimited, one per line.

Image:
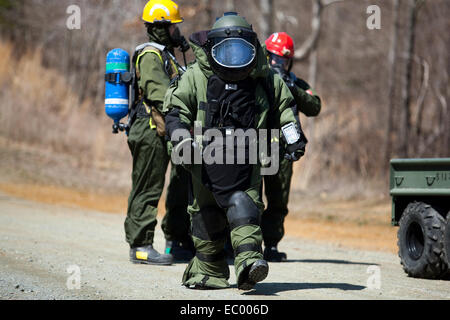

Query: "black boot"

xmin=165 ymin=240 xmax=195 ymax=262
xmin=130 ymin=245 xmax=173 ymax=265
xmin=263 ymin=246 xmax=287 ymax=262
xmin=238 ymin=259 xmax=269 ymax=291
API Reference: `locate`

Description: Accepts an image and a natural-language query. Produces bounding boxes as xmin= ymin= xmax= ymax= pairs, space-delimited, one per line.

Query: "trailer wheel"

xmin=443 ymin=213 xmax=450 ymax=271
xmin=398 ymin=202 xmax=447 ymax=279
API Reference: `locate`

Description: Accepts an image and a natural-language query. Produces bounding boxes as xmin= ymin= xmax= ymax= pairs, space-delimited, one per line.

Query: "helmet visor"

xmin=269 ymin=53 xmax=291 ymax=71
xmin=211 ymin=38 xmax=256 ymax=68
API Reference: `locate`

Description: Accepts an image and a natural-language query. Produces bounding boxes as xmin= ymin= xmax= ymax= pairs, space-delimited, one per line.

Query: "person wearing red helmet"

xmin=262 ymin=32 xmax=322 ymax=262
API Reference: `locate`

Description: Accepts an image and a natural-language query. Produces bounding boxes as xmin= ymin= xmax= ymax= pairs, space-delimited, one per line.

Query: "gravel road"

xmin=0 ymin=192 xmax=449 ymax=300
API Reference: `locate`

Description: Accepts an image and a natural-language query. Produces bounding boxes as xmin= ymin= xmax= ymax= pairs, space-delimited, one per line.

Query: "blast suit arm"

xmin=272 ymin=73 xmax=308 ymax=161
xmin=138 ymin=52 xmax=170 ymax=113
xmin=290 ymin=77 xmax=322 ymax=117
xmin=163 ymin=69 xmax=197 ymax=143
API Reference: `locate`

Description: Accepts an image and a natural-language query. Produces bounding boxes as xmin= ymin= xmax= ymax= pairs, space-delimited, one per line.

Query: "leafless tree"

xmin=384 ymin=0 xmax=401 ymax=166
xmin=400 ymin=0 xmax=425 ymax=157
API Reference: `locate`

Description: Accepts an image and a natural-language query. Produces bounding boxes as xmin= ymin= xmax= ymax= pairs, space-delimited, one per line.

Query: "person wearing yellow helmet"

xmin=125 ymin=0 xmax=192 ymax=266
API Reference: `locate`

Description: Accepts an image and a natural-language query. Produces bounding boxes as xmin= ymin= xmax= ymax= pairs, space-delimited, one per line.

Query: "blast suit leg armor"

xmin=227 ymin=190 xmax=267 ymax=290
xmin=182 ymin=173 xmax=266 ymax=290
xmin=182 ymin=180 xmax=230 ymax=289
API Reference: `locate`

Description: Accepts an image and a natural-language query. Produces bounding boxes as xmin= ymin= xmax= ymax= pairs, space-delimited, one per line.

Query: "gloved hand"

xmin=178 ymin=36 xmax=190 ymax=53
xmin=280 ymin=122 xmax=308 ymax=162
xmin=284 ymin=141 xmax=306 ymax=161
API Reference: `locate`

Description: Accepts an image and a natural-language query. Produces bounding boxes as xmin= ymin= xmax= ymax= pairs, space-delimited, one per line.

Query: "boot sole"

xmin=130 ymin=258 xmax=173 ymax=266
xmin=238 ymin=260 xmax=269 ymax=291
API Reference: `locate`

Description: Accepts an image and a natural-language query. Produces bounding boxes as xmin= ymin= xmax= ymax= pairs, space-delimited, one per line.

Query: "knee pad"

xmin=191 ymin=206 xmax=227 ymax=241
xmin=226 ymin=191 xmax=261 ymax=230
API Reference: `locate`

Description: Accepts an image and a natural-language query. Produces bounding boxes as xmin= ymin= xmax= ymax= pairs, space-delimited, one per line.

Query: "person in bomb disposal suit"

xmin=125 ymin=0 xmax=194 ymax=266
xmin=262 ymin=32 xmax=322 ymax=262
xmin=163 ymin=13 xmax=308 ymax=290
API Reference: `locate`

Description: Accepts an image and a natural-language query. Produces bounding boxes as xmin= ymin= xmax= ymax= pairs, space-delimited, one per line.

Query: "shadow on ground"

xmin=284 ymin=259 xmax=379 ymax=266
xmin=242 ymin=282 xmax=366 ymax=296
xmin=177 ymin=258 xmax=381 ymax=266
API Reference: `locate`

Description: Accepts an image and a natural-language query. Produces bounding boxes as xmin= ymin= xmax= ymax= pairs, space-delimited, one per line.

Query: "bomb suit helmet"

xmin=206 ymin=12 xmax=258 ymax=82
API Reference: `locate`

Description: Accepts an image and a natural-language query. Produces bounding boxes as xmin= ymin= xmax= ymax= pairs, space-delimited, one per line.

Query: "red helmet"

xmin=265 ymin=32 xmax=295 ymax=58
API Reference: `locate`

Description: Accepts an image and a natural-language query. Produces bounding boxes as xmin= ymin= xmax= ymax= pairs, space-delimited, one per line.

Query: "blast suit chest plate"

xmin=204 ymin=75 xmax=257 ymax=130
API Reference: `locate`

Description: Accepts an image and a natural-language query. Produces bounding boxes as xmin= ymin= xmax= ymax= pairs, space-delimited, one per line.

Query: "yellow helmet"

xmin=142 ymin=0 xmax=184 ymax=24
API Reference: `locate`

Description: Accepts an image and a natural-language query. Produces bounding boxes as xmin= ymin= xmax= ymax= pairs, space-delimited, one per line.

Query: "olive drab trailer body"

xmin=389 ymin=158 xmax=450 ymax=279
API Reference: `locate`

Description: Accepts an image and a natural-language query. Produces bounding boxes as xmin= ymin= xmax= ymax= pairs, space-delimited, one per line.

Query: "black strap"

xmin=196 ymin=251 xmax=226 ymax=262
xmin=201 ymin=276 xmax=210 ymax=287
xmin=234 ymin=243 xmax=262 ymax=257
xmin=105 ymin=73 xmax=117 ymax=83
xmin=105 ymin=72 xmax=132 ymax=85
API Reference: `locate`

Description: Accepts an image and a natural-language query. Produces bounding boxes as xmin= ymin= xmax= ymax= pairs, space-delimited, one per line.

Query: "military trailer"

xmin=390 ymin=158 xmax=450 ymax=279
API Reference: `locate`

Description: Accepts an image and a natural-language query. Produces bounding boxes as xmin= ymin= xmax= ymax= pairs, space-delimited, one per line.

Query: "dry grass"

xmin=285 ymin=217 xmax=397 ymax=253
xmin=0 ymin=182 xmax=128 ymax=214
xmin=286 ymin=198 xmax=397 ymax=253
xmin=0 ymin=41 xmax=129 ymax=168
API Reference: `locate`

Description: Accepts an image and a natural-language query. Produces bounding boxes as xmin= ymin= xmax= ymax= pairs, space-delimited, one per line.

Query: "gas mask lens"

xmin=211 ymin=38 xmax=256 ymax=68
xmin=269 ymin=53 xmax=290 ymax=71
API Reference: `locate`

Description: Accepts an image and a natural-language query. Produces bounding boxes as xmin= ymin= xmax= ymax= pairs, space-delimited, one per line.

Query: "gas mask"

xmin=268 ymin=53 xmax=291 ymax=72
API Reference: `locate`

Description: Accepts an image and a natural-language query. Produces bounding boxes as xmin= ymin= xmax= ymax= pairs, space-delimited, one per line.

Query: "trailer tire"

xmin=398 ymin=201 xmax=447 ymax=279
xmin=443 ymin=213 xmax=450 ymax=273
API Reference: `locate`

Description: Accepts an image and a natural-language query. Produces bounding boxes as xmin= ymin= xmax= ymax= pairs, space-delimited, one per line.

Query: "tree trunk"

xmin=400 ymin=0 xmax=418 ymax=157
xmin=384 ymin=0 xmax=400 ymax=165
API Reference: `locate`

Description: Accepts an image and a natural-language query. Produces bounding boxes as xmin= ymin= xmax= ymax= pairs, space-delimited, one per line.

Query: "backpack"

xmin=127 ymin=42 xmax=185 ymax=136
